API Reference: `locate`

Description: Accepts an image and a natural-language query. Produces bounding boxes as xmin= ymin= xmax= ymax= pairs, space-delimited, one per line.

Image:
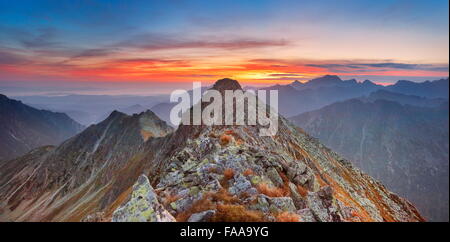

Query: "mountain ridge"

xmin=0 ymin=94 xmax=84 ymax=161
xmin=0 ymin=79 xmax=425 ymax=222
xmin=289 ymin=94 xmax=449 ymax=221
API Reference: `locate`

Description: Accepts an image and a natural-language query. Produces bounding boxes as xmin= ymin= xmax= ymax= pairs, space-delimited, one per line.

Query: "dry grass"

xmin=296 ymin=185 xmax=308 ymax=197
xmin=175 ymin=188 xmax=263 ymax=222
xmin=163 ymin=193 xmax=180 ymax=207
xmin=257 ymin=183 xmax=289 ymax=197
xmin=219 ymin=134 xmax=233 ymax=146
xmin=223 ymin=168 xmax=235 ymax=180
xmin=211 ymin=188 xmax=240 ymax=204
xmin=243 ymin=169 xmax=254 ymax=176
xmin=211 ymin=204 xmax=266 ymax=222
xmin=276 ymin=211 xmax=300 ymax=222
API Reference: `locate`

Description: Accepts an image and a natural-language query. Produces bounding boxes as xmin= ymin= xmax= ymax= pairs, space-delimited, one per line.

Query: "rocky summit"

xmin=0 ymin=79 xmax=424 ymax=222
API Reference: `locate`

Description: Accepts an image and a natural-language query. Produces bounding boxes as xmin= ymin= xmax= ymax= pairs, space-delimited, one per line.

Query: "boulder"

xmin=112 ymin=175 xmax=176 ymax=222
xmin=298 ymin=208 xmax=316 ymax=222
xmin=267 ymin=197 xmax=297 ymax=213
xmin=288 ymin=182 xmax=305 ymax=209
xmin=267 ymin=167 xmax=284 ymax=187
xmin=187 ymin=210 xmax=216 ymax=222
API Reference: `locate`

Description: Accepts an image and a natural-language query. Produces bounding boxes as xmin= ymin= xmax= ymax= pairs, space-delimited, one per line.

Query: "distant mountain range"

xmin=365 ymin=90 xmax=448 ymax=107
xmin=13 ymin=94 xmax=167 ymax=126
xmin=11 ymin=77 xmax=449 ymax=127
xmin=0 ymin=94 xmax=84 ymax=161
xmin=290 ymin=91 xmax=449 ymax=221
xmin=261 ymin=75 xmax=381 ymax=117
xmin=266 ymin=75 xmax=449 ymax=118
xmin=385 ymin=78 xmax=449 ymax=99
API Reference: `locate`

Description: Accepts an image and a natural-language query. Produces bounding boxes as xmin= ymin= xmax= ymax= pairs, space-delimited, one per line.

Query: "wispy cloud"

xmin=114 ymin=33 xmax=289 ymax=51
xmin=306 ymin=62 xmax=450 ymax=72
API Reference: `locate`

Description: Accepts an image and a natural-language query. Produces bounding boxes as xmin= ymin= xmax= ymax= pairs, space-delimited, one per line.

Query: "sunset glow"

xmin=0 ymin=0 xmax=448 ymax=95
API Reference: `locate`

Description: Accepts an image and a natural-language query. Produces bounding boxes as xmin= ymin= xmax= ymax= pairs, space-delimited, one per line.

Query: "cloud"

xmin=0 ymin=49 xmax=31 ymax=65
xmin=114 ymin=33 xmax=289 ymax=51
xmin=17 ymin=27 xmax=61 ymax=49
xmin=268 ymin=73 xmax=303 ymax=77
xmin=306 ymin=62 xmax=449 ymax=72
xmin=71 ymin=48 xmax=115 ymax=59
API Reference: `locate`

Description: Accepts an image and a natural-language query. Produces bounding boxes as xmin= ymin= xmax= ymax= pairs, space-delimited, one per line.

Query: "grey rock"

xmin=306 ymin=192 xmax=330 ymax=222
xmin=187 ymin=210 xmax=216 ymax=222
xmin=112 ymin=175 xmax=176 ymax=222
xmin=267 ymin=197 xmax=297 ymax=212
xmin=298 ymin=208 xmax=316 ymax=222
xmin=228 ymin=174 xmax=252 ymax=195
xmin=288 ymin=182 xmax=305 ymax=209
xmin=267 ymin=167 xmax=284 ymax=187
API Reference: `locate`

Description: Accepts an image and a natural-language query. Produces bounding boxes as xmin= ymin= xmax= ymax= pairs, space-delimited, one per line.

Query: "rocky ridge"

xmin=112 ymin=78 xmax=424 ymax=222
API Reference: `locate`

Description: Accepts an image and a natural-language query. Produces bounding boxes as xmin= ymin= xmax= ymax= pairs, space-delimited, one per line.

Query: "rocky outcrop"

xmin=112 ymin=175 xmax=175 ymax=222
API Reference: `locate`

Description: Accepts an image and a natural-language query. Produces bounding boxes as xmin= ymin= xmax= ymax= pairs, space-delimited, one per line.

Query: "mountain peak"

xmin=363 ymin=80 xmax=376 ymax=85
xmin=107 ymin=110 xmax=127 ymax=119
xmin=212 ymin=78 xmax=242 ymax=91
xmin=310 ymin=75 xmax=342 ymax=84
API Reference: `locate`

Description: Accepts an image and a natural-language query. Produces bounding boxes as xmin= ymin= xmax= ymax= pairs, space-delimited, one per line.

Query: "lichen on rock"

xmin=112 ymin=175 xmax=176 ymax=222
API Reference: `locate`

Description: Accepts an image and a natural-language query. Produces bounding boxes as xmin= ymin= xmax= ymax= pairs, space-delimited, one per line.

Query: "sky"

xmin=0 ymin=0 xmax=448 ymax=95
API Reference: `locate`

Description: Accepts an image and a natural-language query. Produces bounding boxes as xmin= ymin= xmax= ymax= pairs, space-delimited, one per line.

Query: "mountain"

xmin=149 ymin=86 xmax=210 ymax=127
xmin=0 ymin=94 xmax=84 ymax=161
xmin=0 ymin=110 xmax=173 ymax=221
xmin=386 ymin=78 xmax=449 ymax=99
xmin=366 ymin=90 xmax=447 ymax=107
xmin=290 ymin=97 xmax=449 ymax=221
xmin=291 ymin=75 xmax=343 ymax=91
xmin=14 ymin=94 xmax=167 ymax=125
xmin=261 ymin=76 xmax=449 ymax=118
xmin=119 ymin=104 xmax=149 ymax=115
xmin=150 ymin=102 xmax=177 ymax=127
xmin=261 ymin=77 xmax=383 ymax=117
xmin=0 ymin=79 xmax=424 ymax=222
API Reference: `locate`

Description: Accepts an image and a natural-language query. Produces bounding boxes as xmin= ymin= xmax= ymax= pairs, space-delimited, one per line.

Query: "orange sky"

xmin=0 ymin=0 xmax=448 ymax=95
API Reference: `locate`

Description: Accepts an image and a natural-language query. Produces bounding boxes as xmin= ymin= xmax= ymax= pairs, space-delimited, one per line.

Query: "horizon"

xmin=0 ymin=0 xmax=449 ymax=96
xmin=2 ymin=75 xmax=448 ymax=97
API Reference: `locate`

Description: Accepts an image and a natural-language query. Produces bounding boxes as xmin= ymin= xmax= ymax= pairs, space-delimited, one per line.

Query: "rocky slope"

xmin=113 ymin=78 xmax=424 ymax=222
xmin=0 ymin=94 xmax=84 ymax=161
xmin=0 ymin=79 xmax=425 ymax=222
xmin=0 ymin=110 xmax=173 ymax=221
xmin=290 ymin=98 xmax=449 ymax=221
